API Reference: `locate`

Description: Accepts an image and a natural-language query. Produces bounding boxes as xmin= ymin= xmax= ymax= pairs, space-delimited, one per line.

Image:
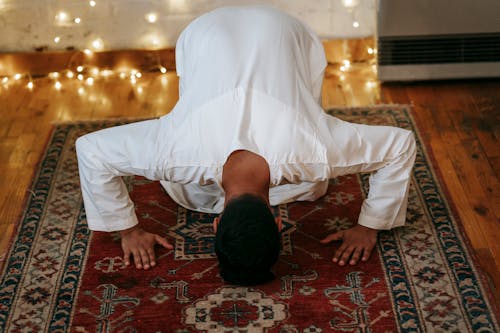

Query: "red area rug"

xmin=1 ymin=106 xmax=498 ymax=332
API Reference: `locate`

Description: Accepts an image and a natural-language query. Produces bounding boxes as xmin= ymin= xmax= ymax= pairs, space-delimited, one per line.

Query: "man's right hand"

xmin=120 ymin=225 xmax=173 ymax=270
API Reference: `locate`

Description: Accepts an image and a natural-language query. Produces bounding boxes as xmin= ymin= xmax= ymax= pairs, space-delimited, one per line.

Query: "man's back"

xmin=174 ymin=6 xmax=327 ymax=117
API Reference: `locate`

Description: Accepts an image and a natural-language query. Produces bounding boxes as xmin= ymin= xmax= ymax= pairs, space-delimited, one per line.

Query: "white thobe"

xmin=76 ymin=6 xmax=416 ymax=232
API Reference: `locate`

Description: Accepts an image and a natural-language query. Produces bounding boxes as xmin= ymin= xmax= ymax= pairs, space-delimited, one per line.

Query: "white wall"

xmin=0 ymin=0 xmax=376 ymax=52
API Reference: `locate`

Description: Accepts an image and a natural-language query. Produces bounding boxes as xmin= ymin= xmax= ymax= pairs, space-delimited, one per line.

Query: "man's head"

xmin=213 ymin=194 xmax=282 ymax=285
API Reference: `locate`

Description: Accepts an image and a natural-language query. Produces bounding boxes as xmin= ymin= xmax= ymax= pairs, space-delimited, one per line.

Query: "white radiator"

xmin=377 ymin=0 xmax=500 ymax=81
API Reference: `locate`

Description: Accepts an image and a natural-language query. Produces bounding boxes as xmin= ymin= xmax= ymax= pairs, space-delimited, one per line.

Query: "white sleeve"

xmin=357 ymin=130 xmax=417 ymax=230
xmin=75 ymin=119 xmax=164 ymax=232
xmin=325 ymin=117 xmax=417 ymax=230
xmin=76 ymin=136 xmax=139 ymax=232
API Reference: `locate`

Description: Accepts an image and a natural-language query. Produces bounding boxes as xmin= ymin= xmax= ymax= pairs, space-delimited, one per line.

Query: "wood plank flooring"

xmin=0 ymin=40 xmax=498 ymax=308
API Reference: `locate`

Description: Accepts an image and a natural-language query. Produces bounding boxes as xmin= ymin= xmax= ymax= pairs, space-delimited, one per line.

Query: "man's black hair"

xmin=214 ymin=194 xmax=280 ymax=286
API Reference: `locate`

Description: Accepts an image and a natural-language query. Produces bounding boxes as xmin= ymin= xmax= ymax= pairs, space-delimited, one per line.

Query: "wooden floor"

xmin=0 ymin=40 xmax=499 ymax=308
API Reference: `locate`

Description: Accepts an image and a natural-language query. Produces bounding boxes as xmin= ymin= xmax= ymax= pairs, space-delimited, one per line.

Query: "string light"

xmin=1 ymin=50 xmax=174 ymax=94
xmin=55 ymin=11 xmax=69 ymax=24
xmin=54 ymin=36 xmax=61 ymax=43
xmin=100 ymin=69 xmax=113 ymax=77
xmin=353 ymin=21 xmax=359 ymax=28
xmin=365 ymin=80 xmax=376 ymax=89
xmin=78 ymin=87 xmax=85 ymax=95
xmin=74 ymin=17 xmax=81 ymax=24
xmin=342 ymin=0 xmax=360 ymax=8
xmin=148 ymin=36 xmax=161 ymax=49
xmin=367 ymin=47 xmax=374 ymax=55
xmin=89 ymin=0 xmax=96 ymax=7
xmin=49 ymin=72 xmax=60 ymax=79
xmin=91 ymin=38 xmax=104 ymax=51
xmin=340 ymin=59 xmax=351 ymax=72
xmin=146 ymin=13 xmax=158 ymax=23
xmin=83 ymin=49 xmax=93 ymax=56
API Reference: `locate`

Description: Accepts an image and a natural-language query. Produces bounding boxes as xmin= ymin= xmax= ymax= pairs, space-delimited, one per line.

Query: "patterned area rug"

xmin=0 ymin=106 xmax=498 ymax=332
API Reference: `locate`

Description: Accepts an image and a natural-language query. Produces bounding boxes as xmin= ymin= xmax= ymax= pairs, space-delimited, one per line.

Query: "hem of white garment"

xmin=357 ymin=215 xmax=396 ymax=231
xmin=86 ymin=215 xmax=139 ymax=233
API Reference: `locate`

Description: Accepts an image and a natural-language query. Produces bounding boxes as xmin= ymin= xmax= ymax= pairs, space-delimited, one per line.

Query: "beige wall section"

xmin=0 ymin=0 xmax=376 ymax=52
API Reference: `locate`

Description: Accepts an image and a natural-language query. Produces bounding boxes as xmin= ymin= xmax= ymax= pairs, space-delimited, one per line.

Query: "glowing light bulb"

xmin=91 ymin=67 xmax=99 ymax=76
xmin=130 ymin=76 xmax=137 ymax=84
xmin=77 ymin=74 xmax=84 ymax=81
xmin=83 ymin=49 xmax=93 ymax=56
xmin=146 ymin=12 xmax=158 ymax=23
xmin=66 ymin=71 xmax=74 ymax=78
xmin=343 ymin=60 xmax=351 ymax=69
xmin=101 ymin=69 xmax=113 ymax=77
xmin=54 ymin=36 xmax=61 ymax=43
xmin=77 ymin=66 xmax=84 ymax=72
xmin=137 ymin=86 xmax=143 ymax=94
xmin=365 ymin=81 xmax=376 ymax=88
xmin=342 ymin=0 xmax=360 ymax=8
xmin=367 ymin=47 xmax=374 ymax=55
xmin=89 ymin=0 xmax=96 ymax=7
xmin=74 ymin=17 xmax=81 ymax=24
xmin=353 ymin=21 xmax=359 ymax=28
xmin=48 ymin=72 xmax=60 ymax=79
xmin=78 ymin=87 xmax=85 ymax=95
xmin=86 ymin=77 xmax=94 ymax=86
xmin=150 ymin=37 xmax=160 ymax=48
xmin=2 ymin=77 xmax=8 ymax=84
xmin=135 ymin=72 xmax=142 ymax=78
xmin=27 ymin=81 xmax=34 ymax=90
xmin=14 ymin=73 xmax=22 ymax=80
xmin=91 ymin=38 xmax=104 ymax=51
xmin=55 ymin=11 xmax=69 ymax=23
xmin=55 ymin=81 xmax=62 ymax=90
xmin=119 ymin=72 xmax=127 ymax=79
xmin=141 ymin=32 xmax=163 ymax=49
xmin=159 ymin=66 xmax=167 ymax=74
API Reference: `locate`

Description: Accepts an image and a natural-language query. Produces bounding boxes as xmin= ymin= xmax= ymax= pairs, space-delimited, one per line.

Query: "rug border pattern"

xmin=328 ymin=106 xmax=499 ymax=332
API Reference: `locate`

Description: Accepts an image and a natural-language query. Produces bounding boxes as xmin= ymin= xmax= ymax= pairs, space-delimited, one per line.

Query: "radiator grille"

xmin=378 ymin=33 xmax=500 ymax=65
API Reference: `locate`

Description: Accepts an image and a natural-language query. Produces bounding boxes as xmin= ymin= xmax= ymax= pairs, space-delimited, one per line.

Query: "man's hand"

xmin=320 ymin=224 xmax=378 ymax=266
xmin=120 ymin=226 xmax=173 ymax=270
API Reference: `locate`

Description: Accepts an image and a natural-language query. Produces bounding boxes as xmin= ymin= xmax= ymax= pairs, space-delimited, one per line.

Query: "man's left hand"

xmin=320 ymin=224 xmax=378 ymax=266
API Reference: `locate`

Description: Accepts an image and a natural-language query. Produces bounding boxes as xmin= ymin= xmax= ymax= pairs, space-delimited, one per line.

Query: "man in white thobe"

xmin=76 ymin=6 xmax=416 ymax=279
